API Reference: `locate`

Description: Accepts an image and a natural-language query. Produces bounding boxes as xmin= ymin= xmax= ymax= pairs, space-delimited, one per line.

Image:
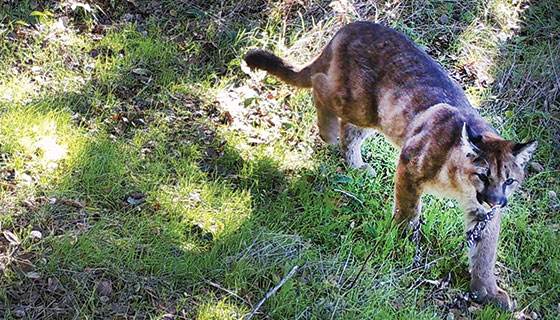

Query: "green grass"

xmin=0 ymin=0 xmax=558 ymax=319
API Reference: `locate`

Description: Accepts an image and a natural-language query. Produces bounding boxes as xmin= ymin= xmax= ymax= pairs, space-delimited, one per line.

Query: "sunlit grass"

xmin=453 ymin=0 xmax=525 ymax=108
xmin=197 ymin=299 xmax=248 ymax=320
xmin=0 ymin=105 xmax=86 ymax=186
xmin=0 ymin=75 xmax=37 ymax=104
xmin=157 ymin=177 xmax=252 ymax=240
xmin=0 ymin=18 xmax=92 ymax=104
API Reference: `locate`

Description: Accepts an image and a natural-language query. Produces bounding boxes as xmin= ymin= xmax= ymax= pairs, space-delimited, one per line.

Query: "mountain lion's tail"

xmin=244 ymin=49 xmax=313 ymax=88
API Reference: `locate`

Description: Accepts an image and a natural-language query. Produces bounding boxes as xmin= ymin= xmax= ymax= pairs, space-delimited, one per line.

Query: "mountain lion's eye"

xmin=477 ymin=173 xmax=489 ymax=183
xmin=505 ymin=178 xmax=514 ymax=185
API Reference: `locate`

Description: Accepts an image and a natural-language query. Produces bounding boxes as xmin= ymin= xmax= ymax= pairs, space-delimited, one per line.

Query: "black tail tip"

xmin=244 ymin=49 xmax=281 ymax=70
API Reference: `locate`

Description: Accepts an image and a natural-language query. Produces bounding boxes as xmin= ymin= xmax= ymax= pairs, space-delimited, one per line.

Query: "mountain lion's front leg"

xmin=392 ymin=158 xmax=422 ymax=228
xmin=467 ymin=210 xmax=516 ymax=310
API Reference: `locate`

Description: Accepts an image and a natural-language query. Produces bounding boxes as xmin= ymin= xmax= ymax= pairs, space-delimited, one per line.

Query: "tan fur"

xmin=244 ymin=22 xmax=536 ymax=310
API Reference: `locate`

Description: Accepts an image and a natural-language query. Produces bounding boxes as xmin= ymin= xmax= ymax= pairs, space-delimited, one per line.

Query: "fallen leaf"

xmin=58 ymin=199 xmax=85 ymax=208
xmin=12 ymin=307 xmax=25 ymax=319
xmin=29 ymin=230 xmax=42 ymax=240
xmin=132 ymin=68 xmax=150 ymax=76
xmin=47 ymin=277 xmax=60 ymax=292
xmin=96 ymin=280 xmax=112 ymax=296
xmin=26 ymin=271 xmax=41 ymax=279
xmin=3 ymin=231 xmax=20 ymax=246
xmin=424 ymin=279 xmax=440 ymax=286
xmin=129 ymin=192 xmax=146 ymax=199
xmin=132 ymin=118 xmax=147 ymax=126
xmin=127 ymin=197 xmax=143 ymax=205
xmin=220 ymin=111 xmax=233 ymax=125
xmin=22 ymin=199 xmax=38 ymax=212
xmin=205 ymin=147 xmax=219 ymax=158
xmin=127 ymin=192 xmax=146 ymax=206
xmin=526 ymin=285 xmax=539 ymax=293
xmin=13 ymin=257 xmax=35 ymax=272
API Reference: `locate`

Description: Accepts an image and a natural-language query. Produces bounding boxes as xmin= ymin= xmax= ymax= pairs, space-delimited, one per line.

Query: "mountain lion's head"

xmin=459 ymin=123 xmax=537 ymax=215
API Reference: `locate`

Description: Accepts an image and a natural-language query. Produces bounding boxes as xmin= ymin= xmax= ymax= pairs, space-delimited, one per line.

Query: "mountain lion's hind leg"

xmin=340 ymin=121 xmax=375 ymax=175
xmin=312 ymin=73 xmax=339 ymax=145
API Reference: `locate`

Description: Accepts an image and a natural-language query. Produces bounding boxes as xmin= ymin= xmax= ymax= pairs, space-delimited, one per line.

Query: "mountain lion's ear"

xmin=461 ymin=122 xmax=482 ymax=158
xmin=512 ymin=140 xmax=537 ymax=167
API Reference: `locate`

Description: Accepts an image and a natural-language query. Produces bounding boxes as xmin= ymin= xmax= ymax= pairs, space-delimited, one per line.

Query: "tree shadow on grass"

xmin=0 ymin=17 xmax=349 ymax=318
xmin=1 ymin=1 xmax=391 ymax=318
xmin=0 ymin=4 xmax=457 ymax=319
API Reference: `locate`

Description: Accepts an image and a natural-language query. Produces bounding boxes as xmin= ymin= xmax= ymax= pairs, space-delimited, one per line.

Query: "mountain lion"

xmin=244 ymin=21 xmax=536 ymax=310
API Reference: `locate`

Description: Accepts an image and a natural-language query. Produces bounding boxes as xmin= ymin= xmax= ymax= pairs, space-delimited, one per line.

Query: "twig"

xmin=295 ymin=307 xmax=309 ymax=320
xmin=333 ymin=188 xmax=363 ymax=205
xmin=330 ymin=297 xmax=341 ymax=320
xmin=548 ymin=42 xmax=560 ymax=89
xmin=375 ymin=254 xmax=452 ymax=288
xmin=247 ymin=265 xmax=299 ymax=319
xmin=337 ymin=247 xmax=352 ymax=285
xmin=205 ymin=280 xmax=251 ymax=306
xmin=343 ymin=241 xmax=379 ymax=291
xmin=519 ymin=284 xmax=559 ymax=314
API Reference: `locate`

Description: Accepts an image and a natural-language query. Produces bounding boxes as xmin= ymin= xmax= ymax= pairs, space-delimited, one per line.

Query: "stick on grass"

xmin=333 ymin=188 xmax=363 ymax=205
xmin=247 ymin=265 xmax=299 ymax=319
xmin=205 ymin=280 xmax=252 ymax=306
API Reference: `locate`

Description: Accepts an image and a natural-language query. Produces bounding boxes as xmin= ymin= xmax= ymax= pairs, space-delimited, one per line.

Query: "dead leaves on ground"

xmin=1 ymin=265 xmax=177 ymax=319
xmin=1 ymin=230 xmax=39 ymax=277
xmin=214 ymin=80 xmax=310 ymax=152
xmin=0 ymin=195 xmax=89 ymax=279
xmin=107 ymin=101 xmax=154 ymax=139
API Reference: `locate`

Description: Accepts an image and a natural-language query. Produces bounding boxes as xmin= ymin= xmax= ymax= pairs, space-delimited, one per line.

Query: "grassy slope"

xmin=0 ymin=0 xmax=558 ymax=319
